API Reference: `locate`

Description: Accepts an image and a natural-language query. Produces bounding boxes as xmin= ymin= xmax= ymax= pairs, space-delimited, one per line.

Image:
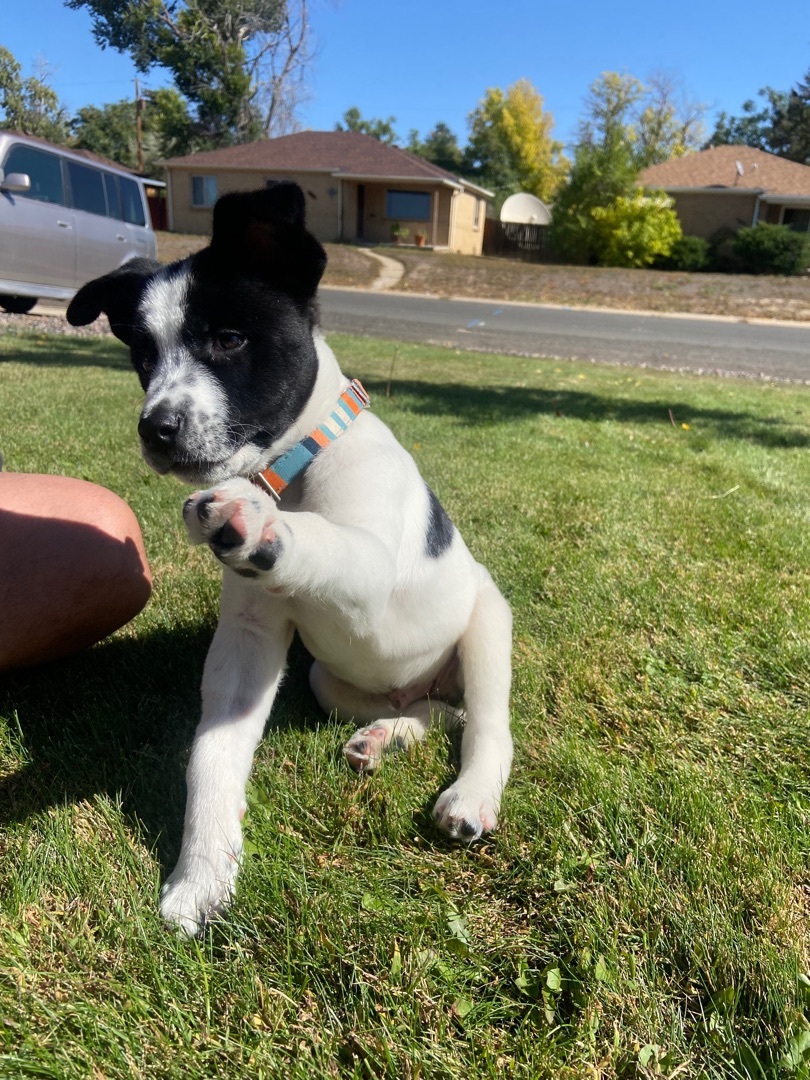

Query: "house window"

xmin=191 ymin=175 xmax=218 ymax=208
xmin=385 ymin=189 xmax=430 ymax=221
xmin=473 ymin=198 xmax=482 ymax=228
xmin=782 ymin=207 xmax=810 ymax=232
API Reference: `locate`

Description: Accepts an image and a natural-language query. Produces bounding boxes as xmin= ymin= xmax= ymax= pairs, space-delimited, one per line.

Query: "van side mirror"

xmin=0 ymin=172 xmax=31 ymax=194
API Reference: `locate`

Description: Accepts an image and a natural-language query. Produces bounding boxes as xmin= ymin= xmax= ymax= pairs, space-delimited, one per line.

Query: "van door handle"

xmin=57 ymin=219 xmax=72 ymax=229
xmin=116 ymin=234 xmax=128 ymax=242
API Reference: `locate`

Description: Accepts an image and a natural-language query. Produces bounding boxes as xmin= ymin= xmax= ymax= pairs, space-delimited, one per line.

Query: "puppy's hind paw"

xmin=343 ymin=719 xmax=416 ymax=773
xmin=343 ymin=724 xmax=391 ymax=772
xmin=432 ymin=781 xmax=499 ymax=842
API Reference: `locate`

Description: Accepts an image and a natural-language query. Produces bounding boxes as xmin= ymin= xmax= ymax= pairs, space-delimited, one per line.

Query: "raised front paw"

xmin=182 ymin=477 xmax=283 ymax=577
xmin=160 ymin=850 xmax=239 ymax=937
xmin=432 ymin=780 xmax=499 ymax=842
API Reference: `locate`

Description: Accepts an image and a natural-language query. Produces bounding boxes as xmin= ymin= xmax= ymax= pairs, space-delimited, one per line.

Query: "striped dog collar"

xmin=251 ymin=378 xmax=370 ymax=501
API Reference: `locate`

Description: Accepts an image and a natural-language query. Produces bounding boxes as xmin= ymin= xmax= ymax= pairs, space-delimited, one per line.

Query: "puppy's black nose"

xmin=138 ymin=405 xmax=184 ymax=450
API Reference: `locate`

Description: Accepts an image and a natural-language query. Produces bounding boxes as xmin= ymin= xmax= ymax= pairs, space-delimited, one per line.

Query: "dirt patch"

xmin=387 ymin=248 xmax=810 ymax=323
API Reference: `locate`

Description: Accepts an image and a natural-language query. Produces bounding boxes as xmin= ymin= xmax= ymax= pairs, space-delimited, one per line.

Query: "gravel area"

xmin=0 ymin=304 xmax=110 ymax=338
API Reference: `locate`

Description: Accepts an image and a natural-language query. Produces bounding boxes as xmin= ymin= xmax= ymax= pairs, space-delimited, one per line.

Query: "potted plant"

xmin=390 ymin=222 xmax=409 ymax=244
xmin=414 ymin=228 xmax=427 ymax=247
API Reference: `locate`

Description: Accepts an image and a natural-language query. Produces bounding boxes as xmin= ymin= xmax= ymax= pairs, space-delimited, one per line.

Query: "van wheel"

xmin=0 ymin=295 xmax=37 ymax=314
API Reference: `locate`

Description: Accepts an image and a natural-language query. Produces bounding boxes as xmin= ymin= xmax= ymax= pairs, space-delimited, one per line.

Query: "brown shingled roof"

xmin=639 ymin=145 xmax=810 ymax=196
xmin=162 ymin=129 xmax=489 ymax=193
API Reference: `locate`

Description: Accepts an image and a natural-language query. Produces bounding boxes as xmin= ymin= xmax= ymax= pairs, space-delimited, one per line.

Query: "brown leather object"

xmin=0 ymin=473 xmax=152 ymax=670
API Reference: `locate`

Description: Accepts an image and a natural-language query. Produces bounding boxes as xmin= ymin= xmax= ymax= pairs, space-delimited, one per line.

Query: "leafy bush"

xmin=549 ymin=139 xmax=640 ymax=264
xmin=657 ymin=235 xmax=711 ymax=272
xmin=590 ymin=191 xmax=682 ymax=268
xmin=706 ymin=226 xmax=741 ymax=273
xmin=733 ymin=223 xmax=810 ymax=276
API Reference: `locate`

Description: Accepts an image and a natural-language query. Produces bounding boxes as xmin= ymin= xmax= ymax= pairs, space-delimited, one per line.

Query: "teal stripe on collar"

xmin=252 ymin=379 xmax=370 ymax=501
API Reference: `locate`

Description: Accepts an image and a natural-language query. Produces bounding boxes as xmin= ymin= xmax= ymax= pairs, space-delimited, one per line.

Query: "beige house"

xmin=162 ymin=131 xmax=492 ymax=254
xmin=639 ymin=145 xmax=810 ymax=239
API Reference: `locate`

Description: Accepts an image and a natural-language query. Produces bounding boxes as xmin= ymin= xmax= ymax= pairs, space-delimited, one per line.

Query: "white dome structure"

xmin=500 ymin=192 xmax=552 ymax=225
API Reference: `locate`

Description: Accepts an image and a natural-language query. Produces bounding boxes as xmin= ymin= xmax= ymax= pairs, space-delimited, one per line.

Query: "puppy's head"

xmin=67 ymin=182 xmax=327 ymax=485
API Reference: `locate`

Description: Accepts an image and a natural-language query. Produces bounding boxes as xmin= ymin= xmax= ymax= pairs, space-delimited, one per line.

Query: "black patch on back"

xmin=425 ymin=485 xmax=455 ymax=559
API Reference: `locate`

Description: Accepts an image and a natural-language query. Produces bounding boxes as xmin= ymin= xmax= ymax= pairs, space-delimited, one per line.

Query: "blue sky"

xmin=3 ymin=0 xmax=809 ymax=150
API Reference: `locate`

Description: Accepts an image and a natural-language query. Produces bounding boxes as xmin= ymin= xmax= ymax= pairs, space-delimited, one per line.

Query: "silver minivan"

xmin=0 ymin=133 xmax=156 ymax=313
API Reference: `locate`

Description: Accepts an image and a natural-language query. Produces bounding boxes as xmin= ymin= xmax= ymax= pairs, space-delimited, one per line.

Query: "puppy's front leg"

xmin=185 ymin=478 xmax=396 ymax=633
xmin=160 ymin=580 xmax=292 ymax=936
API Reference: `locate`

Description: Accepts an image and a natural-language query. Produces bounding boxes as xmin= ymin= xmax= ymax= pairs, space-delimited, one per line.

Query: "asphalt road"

xmin=320 ymin=287 xmax=810 ymax=382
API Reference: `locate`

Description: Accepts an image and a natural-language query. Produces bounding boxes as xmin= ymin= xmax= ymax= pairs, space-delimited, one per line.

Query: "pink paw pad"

xmin=343 ymin=725 xmax=389 ymax=772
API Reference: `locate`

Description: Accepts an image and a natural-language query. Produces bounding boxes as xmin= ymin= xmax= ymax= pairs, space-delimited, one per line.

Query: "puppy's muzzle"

xmin=138 ymin=403 xmax=185 ymax=456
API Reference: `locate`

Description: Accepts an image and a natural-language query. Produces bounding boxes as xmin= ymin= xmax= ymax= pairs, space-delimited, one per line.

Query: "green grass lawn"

xmin=1 ymin=329 xmax=810 ymax=1078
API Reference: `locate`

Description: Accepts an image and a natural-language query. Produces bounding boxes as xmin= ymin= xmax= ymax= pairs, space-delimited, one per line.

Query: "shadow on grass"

xmin=368 ymin=377 xmax=810 ymax=450
xmin=0 ymin=332 xmax=131 ymax=371
xmin=3 ymin=338 xmax=806 ymax=448
xmin=0 ymin=624 xmax=320 ymax=871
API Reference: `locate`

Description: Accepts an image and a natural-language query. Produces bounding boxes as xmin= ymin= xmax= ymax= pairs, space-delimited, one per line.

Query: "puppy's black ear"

xmin=209 ymin=183 xmax=327 ymax=298
xmin=66 ymin=257 xmax=161 ymax=344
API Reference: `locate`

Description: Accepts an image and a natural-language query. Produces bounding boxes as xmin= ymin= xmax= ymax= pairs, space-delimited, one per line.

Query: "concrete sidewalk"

xmin=358 ymin=249 xmax=405 ymax=290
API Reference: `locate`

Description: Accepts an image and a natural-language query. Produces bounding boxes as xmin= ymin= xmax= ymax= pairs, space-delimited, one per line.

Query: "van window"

xmin=104 ymin=172 xmax=123 ymax=220
xmin=67 ymin=161 xmax=107 ymax=216
xmin=3 ymin=145 xmax=64 ymax=205
xmin=119 ymin=175 xmax=146 ymax=226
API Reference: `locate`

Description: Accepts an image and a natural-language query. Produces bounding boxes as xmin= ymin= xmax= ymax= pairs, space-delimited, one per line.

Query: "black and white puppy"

xmin=67 ymin=183 xmax=513 ymax=937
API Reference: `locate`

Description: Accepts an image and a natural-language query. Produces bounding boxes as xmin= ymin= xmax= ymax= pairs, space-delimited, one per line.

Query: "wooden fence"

xmin=483 ymin=219 xmax=552 ymax=262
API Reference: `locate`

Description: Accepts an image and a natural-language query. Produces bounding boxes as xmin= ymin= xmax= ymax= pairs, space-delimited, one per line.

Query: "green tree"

xmin=70 ymin=88 xmax=197 ymax=173
xmin=0 ymin=47 xmax=69 ymax=142
xmin=634 ymin=71 xmax=705 ymax=167
xmin=65 ymin=0 xmax=312 ymax=144
xmin=578 ymin=71 xmax=644 ymax=151
xmin=769 ymin=68 xmax=810 ymax=164
xmin=335 ymin=106 xmax=399 ymax=144
xmin=578 ymin=71 xmax=703 ymax=169
xmin=146 ymin=87 xmax=200 ymax=161
xmin=552 ymin=73 xmax=640 ymax=262
xmin=408 ymin=122 xmax=463 ymax=172
xmin=70 ymin=99 xmax=140 ymax=166
xmin=551 ymin=72 xmax=689 ymax=265
xmin=550 ymin=139 xmax=639 ymax=263
xmin=464 ymin=79 xmax=568 ymax=205
xmin=708 ymin=72 xmax=810 ymax=164
xmin=708 ymin=88 xmax=787 ymax=153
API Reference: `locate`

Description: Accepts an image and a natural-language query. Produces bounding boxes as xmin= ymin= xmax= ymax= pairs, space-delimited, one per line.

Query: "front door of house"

xmin=356 ymin=184 xmax=365 ymax=240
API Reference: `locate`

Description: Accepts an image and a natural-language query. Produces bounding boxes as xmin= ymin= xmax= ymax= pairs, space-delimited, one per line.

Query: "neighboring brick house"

xmin=639 ymin=145 xmax=810 ymax=240
xmin=161 ymin=131 xmax=492 ymax=254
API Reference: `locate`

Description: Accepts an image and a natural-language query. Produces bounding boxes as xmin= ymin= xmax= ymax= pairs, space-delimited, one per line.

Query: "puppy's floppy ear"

xmin=66 ymin=257 xmax=161 ymax=344
xmin=209 ymin=183 xmax=327 ymax=298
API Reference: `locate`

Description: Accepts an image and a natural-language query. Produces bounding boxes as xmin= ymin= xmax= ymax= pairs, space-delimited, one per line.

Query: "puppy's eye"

xmin=133 ymin=354 xmax=155 ymax=376
xmin=213 ymin=330 xmax=246 ymax=352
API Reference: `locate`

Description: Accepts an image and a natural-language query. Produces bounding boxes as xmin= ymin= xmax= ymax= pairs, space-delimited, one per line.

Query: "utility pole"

xmin=134 ymin=78 xmax=144 ymax=173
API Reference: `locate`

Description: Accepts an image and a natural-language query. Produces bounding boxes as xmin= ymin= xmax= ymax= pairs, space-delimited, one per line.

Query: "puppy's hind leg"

xmin=310 ymin=663 xmax=457 ymax=772
xmin=433 ymin=567 xmax=513 ymax=841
